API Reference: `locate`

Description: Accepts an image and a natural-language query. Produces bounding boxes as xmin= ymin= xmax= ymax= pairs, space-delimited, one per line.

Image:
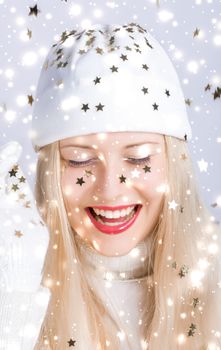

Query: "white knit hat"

xmin=31 ymin=23 xmax=192 ymax=152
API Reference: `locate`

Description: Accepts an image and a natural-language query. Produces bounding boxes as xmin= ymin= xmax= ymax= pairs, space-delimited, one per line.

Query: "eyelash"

xmin=67 ymin=155 xmax=152 ymax=167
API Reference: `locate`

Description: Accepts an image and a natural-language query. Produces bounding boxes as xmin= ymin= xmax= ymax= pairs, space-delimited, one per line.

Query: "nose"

xmin=92 ymin=156 xmax=128 ymax=202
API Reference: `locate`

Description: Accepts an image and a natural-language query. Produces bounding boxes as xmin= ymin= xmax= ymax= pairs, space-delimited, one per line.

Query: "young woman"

xmin=1 ymin=23 xmax=220 ymax=349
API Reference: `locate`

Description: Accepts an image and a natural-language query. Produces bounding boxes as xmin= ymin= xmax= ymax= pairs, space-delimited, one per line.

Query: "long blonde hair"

xmin=34 ymin=135 xmax=221 ymax=350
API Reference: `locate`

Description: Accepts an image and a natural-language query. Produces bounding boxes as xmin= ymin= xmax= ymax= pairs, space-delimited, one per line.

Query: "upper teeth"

xmin=92 ymin=206 xmax=135 ymax=219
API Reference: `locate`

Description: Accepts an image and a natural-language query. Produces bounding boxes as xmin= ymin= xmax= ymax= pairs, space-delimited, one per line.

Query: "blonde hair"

xmin=34 ymin=135 xmax=221 ymax=350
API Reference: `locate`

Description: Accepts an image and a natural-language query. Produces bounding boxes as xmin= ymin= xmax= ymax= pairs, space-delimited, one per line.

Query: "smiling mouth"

xmin=88 ymin=204 xmax=140 ymax=226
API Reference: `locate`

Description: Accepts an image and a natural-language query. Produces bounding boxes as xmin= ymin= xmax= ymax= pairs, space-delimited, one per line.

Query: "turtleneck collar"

xmin=74 ymin=234 xmax=153 ymax=281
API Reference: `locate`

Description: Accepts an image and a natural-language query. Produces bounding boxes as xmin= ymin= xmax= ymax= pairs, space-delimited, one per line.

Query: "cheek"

xmin=61 ymin=169 xmax=88 ymax=205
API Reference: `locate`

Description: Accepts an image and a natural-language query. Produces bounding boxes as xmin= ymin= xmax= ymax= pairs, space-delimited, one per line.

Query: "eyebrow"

xmin=60 ymin=141 xmax=160 ymax=149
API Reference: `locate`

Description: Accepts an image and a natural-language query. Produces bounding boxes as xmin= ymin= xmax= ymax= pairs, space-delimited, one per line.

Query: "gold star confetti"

xmin=110 ymin=65 xmax=118 ymax=73
xmin=15 ymin=230 xmax=23 ymax=238
xmin=171 ymin=261 xmax=177 ymax=269
xmin=68 ymin=338 xmax=76 ymax=347
xmin=180 ymin=153 xmax=187 ymax=160
xmin=19 ymin=176 xmax=26 ymax=183
xmin=93 ymin=76 xmax=101 ymax=85
xmin=143 ymin=165 xmax=151 ymax=173
xmin=193 ymin=28 xmax=200 ymax=38
xmin=142 ymin=64 xmax=149 ymax=71
xmin=84 ymin=169 xmax=93 ymax=177
xmin=28 ymin=95 xmax=34 ymax=106
xmin=9 ymin=168 xmax=17 ymax=177
xmin=95 ymin=47 xmax=103 ymax=54
xmin=27 ymin=28 xmax=32 ymax=39
xmin=185 ymin=98 xmax=192 ymax=106
xmin=152 ymin=103 xmax=159 ymax=110
xmin=213 ymin=86 xmax=221 ymax=100
xmin=11 ymin=184 xmax=19 ymax=191
xmin=120 ymin=54 xmax=128 ymax=61
xmin=81 ymin=103 xmax=90 ymax=112
xmin=178 ymin=265 xmax=189 ymax=278
xmin=76 ymin=177 xmax=85 ymax=186
xmin=78 ymin=49 xmax=86 ymax=55
xmin=187 ymin=323 xmax=197 ymax=337
xmin=180 ymin=206 xmax=184 ymax=213
xmin=142 ymin=87 xmax=149 ymax=95
xmin=28 ymin=4 xmax=40 ymax=17
xmin=204 ymin=83 xmax=211 ymax=91
xmin=95 ymin=103 xmax=105 ymax=111
xmin=192 ymin=297 xmax=199 ymax=308
xmin=119 ymin=174 xmax=126 ymax=183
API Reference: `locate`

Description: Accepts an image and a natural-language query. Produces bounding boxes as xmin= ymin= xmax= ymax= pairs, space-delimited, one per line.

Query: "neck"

xmin=74 ymin=234 xmax=153 ymax=281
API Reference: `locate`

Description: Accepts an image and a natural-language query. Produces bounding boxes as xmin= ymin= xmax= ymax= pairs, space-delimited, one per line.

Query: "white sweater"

xmin=75 ymin=234 xmax=153 ymax=350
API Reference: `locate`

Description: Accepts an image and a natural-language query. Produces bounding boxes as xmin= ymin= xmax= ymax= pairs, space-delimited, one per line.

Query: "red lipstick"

xmin=85 ymin=204 xmax=142 ymax=235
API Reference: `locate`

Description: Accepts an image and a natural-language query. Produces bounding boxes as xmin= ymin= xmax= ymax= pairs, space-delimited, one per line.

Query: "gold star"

xmin=95 ymin=47 xmax=104 ymax=55
xmin=110 ymin=65 xmax=118 ymax=73
xmin=178 ymin=265 xmax=189 ymax=278
xmin=9 ymin=168 xmax=17 ymax=177
xmin=187 ymin=323 xmax=197 ymax=337
xmin=95 ymin=103 xmax=105 ymax=111
xmin=120 ymin=54 xmax=128 ymax=61
xmin=81 ymin=104 xmax=90 ymax=112
xmin=185 ymin=98 xmax=192 ymax=106
xmin=76 ymin=177 xmax=85 ymax=186
xmin=119 ymin=174 xmax=126 ymax=183
xmin=27 ymin=28 xmax=32 ymax=39
xmin=143 ymin=165 xmax=151 ymax=173
xmin=11 ymin=184 xmax=19 ymax=191
xmin=152 ymin=103 xmax=159 ymax=110
xmin=142 ymin=87 xmax=149 ymax=95
xmin=180 ymin=153 xmax=187 ymax=160
xmin=78 ymin=49 xmax=86 ymax=55
xmin=67 ymin=338 xmax=76 ymax=347
xmin=28 ymin=4 xmax=40 ymax=17
xmin=213 ymin=86 xmax=221 ymax=100
xmin=28 ymin=95 xmax=34 ymax=106
xmin=204 ymin=83 xmax=211 ymax=91
xmin=84 ymin=169 xmax=93 ymax=177
xmin=142 ymin=64 xmax=149 ymax=71
xmin=15 ymin=230 xmax=23 ymax=238
xmin=86 ymin=36 xmax=96 ymax=46
xmin=192 ymin=298 xmax=199 ymax=308
xmin=93 ymin=76 xmax=101 ymax=85
xmin=19 ymin=176 xmax=26 ymax=183
xmin=193 ymin=28 xmax=200 ymax=38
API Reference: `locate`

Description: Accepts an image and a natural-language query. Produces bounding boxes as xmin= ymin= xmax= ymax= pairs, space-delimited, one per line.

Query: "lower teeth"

xmin=95 ymin=209 xmax=135 ymax=226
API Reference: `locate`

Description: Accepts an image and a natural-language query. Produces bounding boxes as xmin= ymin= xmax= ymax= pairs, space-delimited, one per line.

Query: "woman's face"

xmin=60 ymin=132 xmax=167 ymax=256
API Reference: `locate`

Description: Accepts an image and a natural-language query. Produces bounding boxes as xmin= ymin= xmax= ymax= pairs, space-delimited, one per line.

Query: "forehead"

xmin=59 ymin=132 xmax=165 ymax=149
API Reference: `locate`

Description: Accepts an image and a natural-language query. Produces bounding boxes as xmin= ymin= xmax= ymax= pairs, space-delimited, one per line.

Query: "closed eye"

xmin=67 ymin=155 xmax=152 ymax=167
